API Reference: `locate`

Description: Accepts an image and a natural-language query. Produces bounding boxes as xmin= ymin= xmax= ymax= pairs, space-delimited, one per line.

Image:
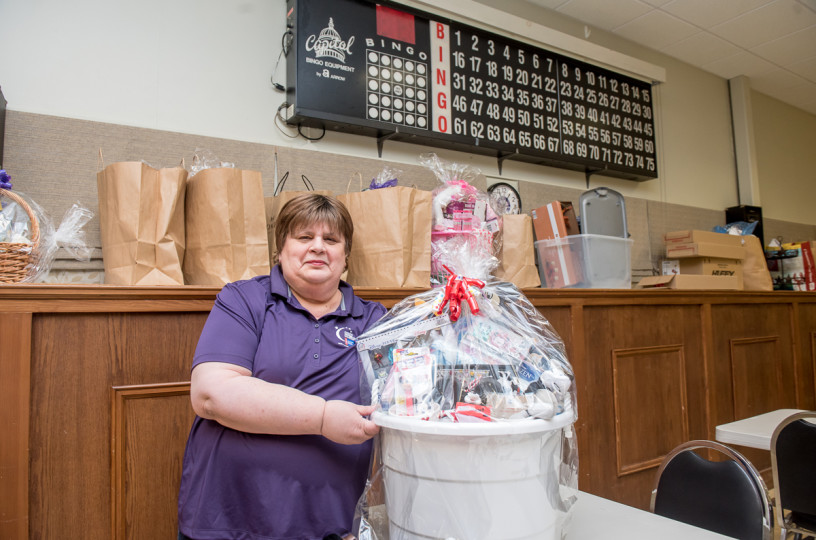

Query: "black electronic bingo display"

xmin=285 ymin=0 xmax=658 ymax=181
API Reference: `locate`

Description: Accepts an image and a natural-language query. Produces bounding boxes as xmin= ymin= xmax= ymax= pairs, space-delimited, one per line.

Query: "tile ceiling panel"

xmin=612 ymin=10 xmax=699 ymax=50
xmin=514 ymin=0 xmax=816 ymax=114
xmin=750 ymin=26 xmax=816 ymax=66
xmin=751 ymin=68 xmax=811 ymax=94
xmin=660 ymin=32 xmax=742 ymax=66
xmin=702 ymin=51 xmax=778 ymax=80
xmin=709 ymin=1 xmax=816 ymax=49
xmin=789 ymin=56 xmax=816 ymax=80
xmin=660 ymin=0 xmax=774 ymax=29
xmin=555 ymin=0 xmax=653 ymax=31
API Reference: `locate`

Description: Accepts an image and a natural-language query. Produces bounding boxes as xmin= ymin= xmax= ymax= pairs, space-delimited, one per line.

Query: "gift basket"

xmin=354 ymin=206 xmax=578 ymax=539
xmin=0 ymin=186 xmax=40 ymax=283
xmin=1 ymin=170 xmax=93 ymax=283
xmin=421 ymin=153 xmax=501 ymax=285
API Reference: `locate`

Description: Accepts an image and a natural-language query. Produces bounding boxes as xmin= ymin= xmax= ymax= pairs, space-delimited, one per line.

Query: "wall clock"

xmin=487 ymin=182 xmax=521 ymax=215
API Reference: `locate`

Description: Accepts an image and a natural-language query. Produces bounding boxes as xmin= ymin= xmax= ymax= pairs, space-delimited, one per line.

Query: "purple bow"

xmin=369 ymin=177 xmax=398 ymax=189
xmin=0 ymin=169 xmax=11 ymax=190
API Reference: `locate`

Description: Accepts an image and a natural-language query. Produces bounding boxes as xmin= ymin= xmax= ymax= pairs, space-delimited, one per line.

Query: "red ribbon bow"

xmin=436 ymin=265 xmax=485 ymax=322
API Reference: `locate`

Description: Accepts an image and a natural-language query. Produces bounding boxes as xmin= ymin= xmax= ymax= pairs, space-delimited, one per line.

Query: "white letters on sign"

xmin=430 ymin=21 xmax=451 ymax=134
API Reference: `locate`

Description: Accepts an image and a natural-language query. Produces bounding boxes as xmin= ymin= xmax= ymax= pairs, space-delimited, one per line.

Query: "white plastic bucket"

xmin=373 ymin=410 xmax=575 ymax=540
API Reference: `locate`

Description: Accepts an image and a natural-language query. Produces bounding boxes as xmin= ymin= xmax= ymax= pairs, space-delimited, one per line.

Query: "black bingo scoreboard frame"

xmin=285 ymin=0 xmax=659 ymax=181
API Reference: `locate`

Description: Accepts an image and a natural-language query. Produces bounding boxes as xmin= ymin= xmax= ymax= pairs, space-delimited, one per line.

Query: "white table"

xmin=365 ymin=492 xmax=732 ymax=539
xmin=715 ymin=409 xmax=809 ymax=450
xmin=569 ymin=491 xmax=732 ymax=539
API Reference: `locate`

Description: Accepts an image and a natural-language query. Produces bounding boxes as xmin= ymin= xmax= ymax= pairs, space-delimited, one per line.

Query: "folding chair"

xmin=771 ymin=411 xmax=816 ymax=540
xmin=650 ymin=440 xmax=772 ymax=540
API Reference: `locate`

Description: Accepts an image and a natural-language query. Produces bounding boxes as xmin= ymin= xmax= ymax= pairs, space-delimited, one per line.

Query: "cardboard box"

xmin=675 ymin=257 xmax=740 ymax=274
xmin=560 ymin=201 xmax=580 ymax=236
xmin=637 ymin=274 xmax=740 ymax=290
xmin=531 ymin=202 xmax=569 ymax=241
xmin=664 ymin=230 xmax=744 ymax=247
xmin=674 ymin=257 xmax=744 ymax=289
xmin=666 ymin=241 xmax=745 ymax=260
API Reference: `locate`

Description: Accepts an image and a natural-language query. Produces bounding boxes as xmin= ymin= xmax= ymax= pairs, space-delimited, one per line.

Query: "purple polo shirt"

xmin=178 ymin=266 xmax=386 ymax=540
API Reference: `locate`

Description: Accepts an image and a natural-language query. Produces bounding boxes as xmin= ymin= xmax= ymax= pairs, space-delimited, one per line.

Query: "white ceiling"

xmin=525 ymin=0 xmax=816 ymax=116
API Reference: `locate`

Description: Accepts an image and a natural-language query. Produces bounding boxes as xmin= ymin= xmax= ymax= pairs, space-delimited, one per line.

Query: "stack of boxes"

xmin=639 ymin=230 xmax=744 ymax=290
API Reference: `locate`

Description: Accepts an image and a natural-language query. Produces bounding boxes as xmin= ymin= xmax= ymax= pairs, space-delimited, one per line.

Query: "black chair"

xmin=650 ymin=440 xmax=772 ymax=540
xmin=771 ymin=411 xmax=816 ymax=540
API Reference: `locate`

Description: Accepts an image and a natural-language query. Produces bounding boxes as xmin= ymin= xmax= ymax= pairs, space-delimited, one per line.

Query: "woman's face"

xmin=279 ymin=221 xmax=346 ymax=289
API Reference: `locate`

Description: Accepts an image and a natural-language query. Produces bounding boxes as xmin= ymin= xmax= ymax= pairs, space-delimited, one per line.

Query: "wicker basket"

xmin=0 ymin=188 xmax=40 ymax=283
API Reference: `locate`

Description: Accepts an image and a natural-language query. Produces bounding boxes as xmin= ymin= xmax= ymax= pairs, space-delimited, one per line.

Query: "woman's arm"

xmin=191 ymin=361 xmax=379 ymax=444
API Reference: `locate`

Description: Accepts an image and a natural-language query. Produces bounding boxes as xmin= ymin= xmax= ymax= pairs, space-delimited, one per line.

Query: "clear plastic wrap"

xmin=0 ymin=188 xmax=93 ymax=283
xmin=42 ymin=203 xmax=94 ymax=265
xmin=420 ymin=153 xmax=501 ymax=285
xmin=354 ymin=236 xmax=578 ymax=540
xmin=0 ymin=199 xmax=32 ymax=243
xmin=369 ymin=165 xmax=402 ymax=190
xmin=187 ymin=148 xmax=235 ymax=177
xmin=713 ymin=221 xmax=758 ymax=236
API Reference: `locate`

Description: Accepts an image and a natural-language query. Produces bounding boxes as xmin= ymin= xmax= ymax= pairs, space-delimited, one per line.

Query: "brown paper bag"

xmin=494 ymin=214 xmax=541 ymax=288
xmin=338 ymin=185 xmax=432 ymax=288
xmin=97 ymin=160 xmax=187 ymax=285
xmin=184 ymin=167 xmax=270 ymax=286
xmin=742 ymin=234 xmax=773 ymax=291
xmin=264 ymin=173 xmax=332 ymax=265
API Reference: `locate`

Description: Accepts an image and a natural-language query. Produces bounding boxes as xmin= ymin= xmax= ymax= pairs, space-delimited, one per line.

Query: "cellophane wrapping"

xmin=421 ymin=153 xmax=501 ymax=285
xmin=354 ymin=235 xmax=578 ymax=540
xmin=1 ymin=188 xmax=93 ymax=282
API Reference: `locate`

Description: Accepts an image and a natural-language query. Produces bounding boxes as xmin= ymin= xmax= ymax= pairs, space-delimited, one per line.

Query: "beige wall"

xmin=751 ymin=92 xmax=816 ymax=226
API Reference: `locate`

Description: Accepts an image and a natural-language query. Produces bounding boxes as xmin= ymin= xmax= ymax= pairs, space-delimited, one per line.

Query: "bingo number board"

xmin=285 ymin=0 xmax=658 ymax=181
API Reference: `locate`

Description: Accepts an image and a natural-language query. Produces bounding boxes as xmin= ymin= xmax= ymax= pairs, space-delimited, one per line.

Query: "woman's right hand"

xmin=321 ymin=401 xmax=380 ymax=445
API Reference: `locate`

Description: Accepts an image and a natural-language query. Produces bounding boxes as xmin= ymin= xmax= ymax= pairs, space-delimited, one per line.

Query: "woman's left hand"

xmin=321 ymin=401 xmax=380 ymax=445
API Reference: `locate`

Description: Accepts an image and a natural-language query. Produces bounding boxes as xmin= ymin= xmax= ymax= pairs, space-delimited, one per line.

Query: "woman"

xmin=178 ymin=193 xmax=387 ymax=540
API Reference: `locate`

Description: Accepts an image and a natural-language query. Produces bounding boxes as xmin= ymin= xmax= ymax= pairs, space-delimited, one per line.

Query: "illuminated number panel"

xmin=286 ymin=0 xmax=658 ymax=180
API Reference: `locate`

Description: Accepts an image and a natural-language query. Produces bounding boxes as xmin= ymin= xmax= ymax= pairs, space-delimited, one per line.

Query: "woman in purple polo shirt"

xmin=178 ymin=193 xmax=387 ymax=540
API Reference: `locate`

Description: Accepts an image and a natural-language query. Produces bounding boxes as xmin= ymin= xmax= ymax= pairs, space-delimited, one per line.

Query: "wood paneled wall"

xmin=1 ymin=285 xmax=814 ymax=539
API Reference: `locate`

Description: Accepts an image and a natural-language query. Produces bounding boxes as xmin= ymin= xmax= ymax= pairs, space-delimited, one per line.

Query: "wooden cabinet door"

xmin=576 ymin=305 xmax=707 ymax=510
xmin=709 ymin=303 xmax=797 ymax=476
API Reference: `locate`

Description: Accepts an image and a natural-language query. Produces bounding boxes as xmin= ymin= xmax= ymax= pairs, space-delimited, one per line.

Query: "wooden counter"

xmin=1 ymin=285 xmax=815 ymax=539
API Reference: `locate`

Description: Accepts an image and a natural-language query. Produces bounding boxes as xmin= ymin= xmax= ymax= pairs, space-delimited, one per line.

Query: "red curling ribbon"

xmin=437 ymin=265 xmax=485 ymax=322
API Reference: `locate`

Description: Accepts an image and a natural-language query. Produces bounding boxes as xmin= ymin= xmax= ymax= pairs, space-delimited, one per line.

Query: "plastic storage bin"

xmin=535 ymin=234 xmax=633 ymax=289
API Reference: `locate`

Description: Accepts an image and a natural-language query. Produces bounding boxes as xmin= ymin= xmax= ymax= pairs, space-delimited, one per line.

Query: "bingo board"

xmin=285 ymin=0 xmax=659 ymax=181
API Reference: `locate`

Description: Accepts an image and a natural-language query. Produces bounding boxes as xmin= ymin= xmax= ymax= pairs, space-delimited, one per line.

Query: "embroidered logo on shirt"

xmin=335 ymin=326 xmax=356 ymax=346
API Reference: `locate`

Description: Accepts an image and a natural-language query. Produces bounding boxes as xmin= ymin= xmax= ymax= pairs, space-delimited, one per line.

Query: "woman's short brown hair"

xmin=273 ymin=193 xmax=353 ymax=265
